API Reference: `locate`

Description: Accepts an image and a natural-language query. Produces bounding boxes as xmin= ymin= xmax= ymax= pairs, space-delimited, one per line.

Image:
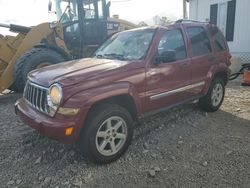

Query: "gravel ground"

xmin=0 ymin=79 xmax=249 ymax=188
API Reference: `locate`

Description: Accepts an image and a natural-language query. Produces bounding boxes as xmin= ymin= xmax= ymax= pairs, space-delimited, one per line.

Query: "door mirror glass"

xmin=156 ymin=50 xmax=176 ymax=64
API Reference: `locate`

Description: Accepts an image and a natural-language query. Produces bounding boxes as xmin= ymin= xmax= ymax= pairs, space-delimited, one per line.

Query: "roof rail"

xmin=175 ymin=19 xmax=211 ymax=24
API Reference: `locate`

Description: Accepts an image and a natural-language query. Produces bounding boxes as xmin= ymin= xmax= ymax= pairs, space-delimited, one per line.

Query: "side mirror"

xmin=155 ymin=50 xmax=176 ymax=64
xmin=48 ymin=0 xmax=52 ymax=12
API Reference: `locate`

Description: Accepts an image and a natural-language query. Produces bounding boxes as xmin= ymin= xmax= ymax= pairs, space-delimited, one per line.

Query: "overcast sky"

xmin=0 ymin=0 xmax=185 ymax=35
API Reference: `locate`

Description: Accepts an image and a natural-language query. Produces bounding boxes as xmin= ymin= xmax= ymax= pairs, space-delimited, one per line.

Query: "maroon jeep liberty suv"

xmin=15 ymin=20 xmax=231 ymax=164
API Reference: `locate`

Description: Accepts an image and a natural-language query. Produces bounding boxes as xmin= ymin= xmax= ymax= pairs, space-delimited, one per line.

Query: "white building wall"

xmin=189 ymin=0 xmax=250 ymax=63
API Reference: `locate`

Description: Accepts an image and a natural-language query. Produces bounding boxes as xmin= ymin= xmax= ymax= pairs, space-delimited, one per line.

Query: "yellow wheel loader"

xmin=0 ymin=0 xmax=136 ymax=93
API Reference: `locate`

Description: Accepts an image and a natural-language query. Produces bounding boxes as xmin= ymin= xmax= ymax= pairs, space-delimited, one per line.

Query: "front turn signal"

xmin=65 ymin=127 xmax=74 ymax=136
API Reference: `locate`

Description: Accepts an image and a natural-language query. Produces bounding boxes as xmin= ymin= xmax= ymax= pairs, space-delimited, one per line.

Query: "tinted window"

xmin=209 ymin=27 xmax=227 ymax=51
xmin=187 ymin=27 xmax=212 ymax=56
xmin=158 ymin=29 xmax=187 ymax=60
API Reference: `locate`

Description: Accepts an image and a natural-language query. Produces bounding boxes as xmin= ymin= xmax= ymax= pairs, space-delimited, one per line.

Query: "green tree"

xmin=153 ymin=15 xmax=172 ymax=26
xmin=138 ymin=21 xmax=148 ymax=27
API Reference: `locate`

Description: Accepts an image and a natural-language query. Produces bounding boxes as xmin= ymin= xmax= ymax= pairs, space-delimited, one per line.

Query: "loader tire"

xmin=8 ymin=84 xmax=19 ymax=93
xmin=13 ymin=48 xmax=65 ymax=92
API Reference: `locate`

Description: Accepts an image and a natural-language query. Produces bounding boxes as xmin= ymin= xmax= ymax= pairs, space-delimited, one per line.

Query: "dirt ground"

xmin=0 ymin=79 xmax=249 ymax=188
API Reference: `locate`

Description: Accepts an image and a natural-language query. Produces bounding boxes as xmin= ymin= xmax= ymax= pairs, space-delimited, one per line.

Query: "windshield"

xmin=53 ymin=0 xmax=78 ymax=23
xmin=95 ymin=29 xmax=155 ymax=61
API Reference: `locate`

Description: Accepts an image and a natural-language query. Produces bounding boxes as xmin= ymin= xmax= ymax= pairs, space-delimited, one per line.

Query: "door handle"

xmin=179 ymin=63 xmax=189 ymax=69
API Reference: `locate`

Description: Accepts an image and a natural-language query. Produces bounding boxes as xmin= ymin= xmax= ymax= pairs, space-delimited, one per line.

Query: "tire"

xmin=8 ymin=84 xmax=19 ymax=93
xmin=79 ymin=104 xmax=134 ymax=164
xmin=199 ymin=77 xmax=225 ymax=112
xmin=13 ymin=48 xmax=65 ymax=92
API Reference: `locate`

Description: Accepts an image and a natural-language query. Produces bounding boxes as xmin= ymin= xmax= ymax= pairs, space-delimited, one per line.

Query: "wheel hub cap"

xmin=211 ymin=83 xmax=223 ymax=107
xmin=95 ymin=116 xmax=128 ymax=156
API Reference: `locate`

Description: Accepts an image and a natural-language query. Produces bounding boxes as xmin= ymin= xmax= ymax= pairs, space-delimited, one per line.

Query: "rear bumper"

xmin=15 ymin=98 xmax=86 ymax=144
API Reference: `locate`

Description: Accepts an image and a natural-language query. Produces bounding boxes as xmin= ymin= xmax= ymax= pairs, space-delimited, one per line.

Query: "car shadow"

xmin=0 ymin=93 xmax=22 ymax=104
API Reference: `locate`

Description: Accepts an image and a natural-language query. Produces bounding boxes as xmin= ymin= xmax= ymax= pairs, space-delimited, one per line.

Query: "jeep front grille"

xmin=24 ymin=81 xmax=50 ymax=115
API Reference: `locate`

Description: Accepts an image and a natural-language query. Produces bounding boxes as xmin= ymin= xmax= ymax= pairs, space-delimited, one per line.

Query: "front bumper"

xmin=15 ymin=98 xmax=86 ymax=144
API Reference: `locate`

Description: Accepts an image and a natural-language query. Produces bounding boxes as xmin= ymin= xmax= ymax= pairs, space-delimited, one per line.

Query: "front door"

xmin=83 ymin=20 xmax=107 ymax=45
xmin=145 ymin=28 xmax=192 ymax=112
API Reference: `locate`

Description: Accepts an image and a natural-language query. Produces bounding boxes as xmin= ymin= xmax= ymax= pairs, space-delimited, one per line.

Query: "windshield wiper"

xmin=95 ymin=54 xmax=104 ymax=58
xmin=95 ymin=53 xmax=126 ymax=60
xmin=103 ymin=53 xmax=126 ymax=60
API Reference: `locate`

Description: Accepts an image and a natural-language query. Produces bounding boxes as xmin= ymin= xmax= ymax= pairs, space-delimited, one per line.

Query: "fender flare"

xmin=202 ymin=63 xmax=229 ymax=94
xmin=63 ymin=82 xmax=143 ymax=116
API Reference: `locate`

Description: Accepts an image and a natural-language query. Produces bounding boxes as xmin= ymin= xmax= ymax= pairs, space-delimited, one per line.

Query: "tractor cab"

xmin=50 ymin=0 xmax=109 ymax=21
xmin=49 ymin=0 xmax=113 ymax=58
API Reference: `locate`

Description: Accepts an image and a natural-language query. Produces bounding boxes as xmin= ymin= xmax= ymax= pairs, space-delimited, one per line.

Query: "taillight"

xmin=227 ymin=53 xmax=232 ymax=66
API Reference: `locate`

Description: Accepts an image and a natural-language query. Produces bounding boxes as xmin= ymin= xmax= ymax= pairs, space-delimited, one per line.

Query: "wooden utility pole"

xmin=183 ymin=0 xmax=187 ymax=19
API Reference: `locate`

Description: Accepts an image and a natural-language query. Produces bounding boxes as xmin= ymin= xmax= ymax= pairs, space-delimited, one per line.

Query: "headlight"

xmin=48 ymin=83 xmax=62 ymax=105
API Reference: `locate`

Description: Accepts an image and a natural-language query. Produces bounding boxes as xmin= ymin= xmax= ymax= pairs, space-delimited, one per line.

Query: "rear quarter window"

xmin=209 ymin=26 xmax=227 ymax=52
xmin=187 ymin=27 xmax=212 ymax=57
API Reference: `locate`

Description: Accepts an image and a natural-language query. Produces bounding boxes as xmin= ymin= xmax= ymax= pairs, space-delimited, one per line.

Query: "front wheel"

xmin=199 ymin=77 xmax=225 ymax=112
xmin=79 ymin=104 xmax=134 ymax=164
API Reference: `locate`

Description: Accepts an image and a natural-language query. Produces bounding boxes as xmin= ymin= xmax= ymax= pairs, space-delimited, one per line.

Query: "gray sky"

xmin=0 ymin=0 xmax=185 ymax=35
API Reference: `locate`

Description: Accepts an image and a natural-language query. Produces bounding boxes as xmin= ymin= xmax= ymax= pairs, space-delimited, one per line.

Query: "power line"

xmin=110 ymin=0 xmax=131 ymax=3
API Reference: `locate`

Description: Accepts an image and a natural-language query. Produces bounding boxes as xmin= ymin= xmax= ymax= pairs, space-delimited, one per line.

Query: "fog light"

xmin=65 ymin=127 xmax=74 ymax=136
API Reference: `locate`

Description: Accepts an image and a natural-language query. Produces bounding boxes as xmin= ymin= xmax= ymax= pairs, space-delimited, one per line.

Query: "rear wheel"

xmin=79 ymin=104 xmax=134 ymax=164
xmin=13 ymin=48 xmax=65 ymax=92
xmin=199 ymin=77 xmax=225 ymax=112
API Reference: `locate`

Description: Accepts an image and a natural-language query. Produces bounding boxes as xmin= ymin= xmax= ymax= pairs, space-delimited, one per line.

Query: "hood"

xmin=28 ymin=58 xmax=130 ymax=87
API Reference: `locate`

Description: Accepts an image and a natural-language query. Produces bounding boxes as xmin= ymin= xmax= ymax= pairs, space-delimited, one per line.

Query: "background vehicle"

xmin=0 ymin=0 xmax=136 ymax=93
xmin=15 ymin=20 xmax=231 ymax=164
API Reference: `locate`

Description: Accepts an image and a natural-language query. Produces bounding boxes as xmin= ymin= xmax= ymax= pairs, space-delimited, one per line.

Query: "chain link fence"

xmin=232 ymin=52 xmax=250 ymax=64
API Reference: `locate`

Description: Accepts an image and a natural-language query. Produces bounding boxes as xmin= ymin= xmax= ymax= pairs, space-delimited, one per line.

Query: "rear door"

xmin=185 ymin=26 xmax=214 ymax=95
xmin=145 ymin=28 xmax=192 ymax=112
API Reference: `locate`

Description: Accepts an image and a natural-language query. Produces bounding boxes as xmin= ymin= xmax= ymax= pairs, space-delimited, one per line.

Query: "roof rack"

xmin=175 ymin=19 xmax=210 ymax=24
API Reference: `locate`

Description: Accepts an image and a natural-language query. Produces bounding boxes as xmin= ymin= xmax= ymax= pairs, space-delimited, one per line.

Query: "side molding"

xmin=150 ymin=81 xmax=205 ymax=101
